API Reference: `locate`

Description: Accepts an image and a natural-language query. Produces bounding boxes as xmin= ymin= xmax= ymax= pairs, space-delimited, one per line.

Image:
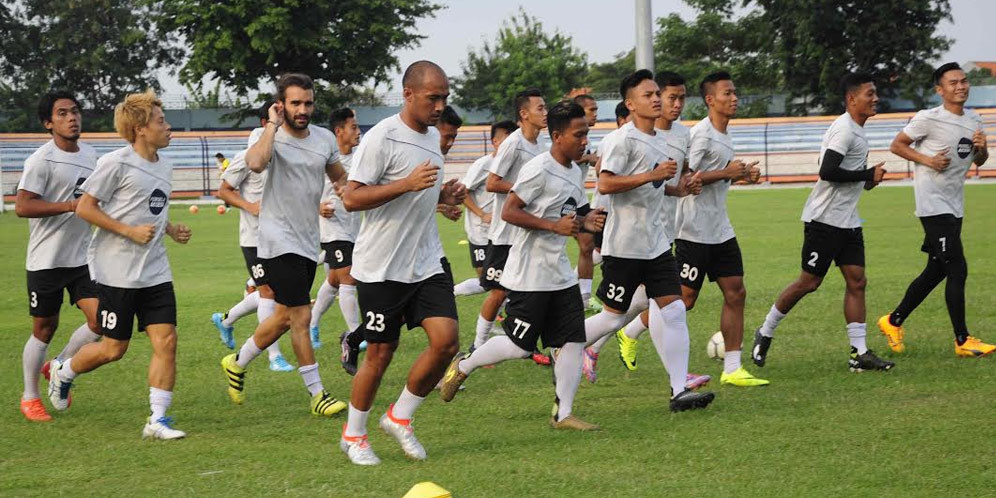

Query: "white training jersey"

xmin=598 ymin=122 xmax=672 ymax=259
xmin=319 ymin=152 xmax=360 ymax=243
xmin=81 ymin=146 xmax=173 ymax=288
xmin=252 ymin=124 xmax=339 ymax=261
xmin=903 ymin=106 xmax=984 ymax=218
xmin=349 ymin=114 xmax=446 ymax=283
xmin=220 ymin=150 xmax=266 ymax=247
xmin=676 ymin=117 xmax=736 ymax=244
xmin=657 ymin=121 xmax=691 ymax=242
xmin=590 ymin=140 xmax=607 ymax=210
xmin=487 ymin=128 xmax=547 ymax=245
xmin=17 ymin=140 xmax=97 ymax=271
xmin=801 ymin=113 xmax=869 ymax=228
xmin=460 ymin=154 xmax=495 ymax=246
xmin=500 ymin=152 xmax=587 ymax=292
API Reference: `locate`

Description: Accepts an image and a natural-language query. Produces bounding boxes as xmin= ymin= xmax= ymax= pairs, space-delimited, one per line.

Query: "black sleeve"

xmin=576 ymin=204 xmax=591 ymax=217
xmin=819 ymin=149 xmax=875 ymax=182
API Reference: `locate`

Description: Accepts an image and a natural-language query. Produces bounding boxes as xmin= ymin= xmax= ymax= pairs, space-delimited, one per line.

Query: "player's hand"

xmin=440 ymin=179 xmax=467 ymax=205
xmin=481 ymin=212 xmax=493 ymax=224
xmin=865 ymin=162 xmax=887 ymax=190
xmin=405 ymin=161 xmax=439 ymax=192
xmin=247 ymin=201 xmax=260 ymax=216
xmin=552 ymin=214 xmax=577 ymax=236
xmin=168 ymin=223 xmax=192 ymax=244
xmin=973 ymin=129 xmax=987 ymax=151
xmin=650 ymin=159 xmax=678 ymax=182
xmin=333 ymin=182 xmax=346 ymax=198
xmin=686 ymin=171 xmax=703 ymax=195
xmin=927 ymin=147 xmax=950 ymax=171
xmin=268 ymin=101 xmax=285 ymax=128
xmin=725 ymin=159 xmax=747 ymax=181
xmin=579 ymin=152 xmax=598 ymax=166
xmin=746 ymin=161 xmax=761 ymax=183
xmin=126 ymin=223 xmax=156 ymax=245
xmin=319 ymin=201 xmax=334 ymax=218
xmin=583 ymin=208 xmax=606 ymax=233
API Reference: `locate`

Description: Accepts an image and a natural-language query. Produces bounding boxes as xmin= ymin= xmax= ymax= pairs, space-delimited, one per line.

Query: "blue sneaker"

xmin=269 ymin=355 xmax=294 ymax=372
xmin=310 ymin=326 xmax=322 ymax=350
xmin=359 ymin=340 xmax=368 ymax=352
xmin=212 ymin=312 xmax=235 ymax=349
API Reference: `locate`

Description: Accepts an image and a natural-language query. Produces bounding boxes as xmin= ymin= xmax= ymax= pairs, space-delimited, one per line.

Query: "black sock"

xmin=943 ymin=254 xmax=969 ymax=344
xmin=891 ymin=256 xmax=946 ymax=326
xmin=346 ymin=327 xmax=365 ymax=349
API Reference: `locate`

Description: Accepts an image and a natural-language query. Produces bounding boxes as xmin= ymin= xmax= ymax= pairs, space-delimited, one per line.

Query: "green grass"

xmin=2 ymin=184 xmax=995 ymax=497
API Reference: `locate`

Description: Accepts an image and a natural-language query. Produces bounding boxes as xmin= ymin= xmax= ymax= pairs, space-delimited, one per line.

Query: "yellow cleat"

xmin=955 ymin=336 xmax=996 ymax=358
xmin=616 ymin=329 xmax=638 ymax=371
xmin=221 ymin=353 xmax=246 ymax=404
xmin=311 ymin=390 xmax=347 ymax=417
xmin=877 ymin=315 xmax=906 ymax=353
xmin=720 ymin=367 xmax=770 ymax=387
xmin=550 ymin=415 xmax=601 ymax=431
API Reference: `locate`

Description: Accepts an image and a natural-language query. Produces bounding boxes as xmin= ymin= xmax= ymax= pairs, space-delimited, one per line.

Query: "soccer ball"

xmin=188 ymin=205 xmax=199 ymax=214
xmin=217 ymin=205 xmax=227 ymax=214
xmin=706 ymin=331 xmax=725 ymax=361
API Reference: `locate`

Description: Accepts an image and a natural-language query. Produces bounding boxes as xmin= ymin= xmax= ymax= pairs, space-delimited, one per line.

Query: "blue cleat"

xmin=212 ymin=312 xmax=235 ymax=349
xmin=310 ymin=326 xmax=322 ymax=350
xmin=269 ymin=355 xmax=294 ymax=372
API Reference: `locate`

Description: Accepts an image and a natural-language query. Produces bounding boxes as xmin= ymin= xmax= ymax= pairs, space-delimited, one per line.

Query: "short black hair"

xmin=573 ymin=94 xmax=595 ymax=105
xmin=547 ymin=101 xmax=586 ymax=139
xmin=699 ymin=71 xmax=732 ymax=99
xmin=933 ymin=62 xmax=963 ymax=85
xmin=655 ymin=71 xmax=685 ymax=90
xmin=256 ymin=100 xmax=275 ymax=121
xmin=439 ymin=105 xmax=463 ymax=127
xmin=329 ymin=107 xmax=355 ymax=132
xmin=275 ymin=73 xmax=314 ymax=101
xmin=514 ymin=88 xmax=544 ymax=118
xmin=490 ymin=120 xmax=517 ymax=140
xmin=840 ymin=72 xmax=875 ymax=99
xmin=619 ymin=69 xmax=655 ymax=99
xmin=215 ymin=152 xmax=225 ymax=159
xmin=614 ymin=101 xmax=630 ymax=120
xmin=37 ymin=91 xmax=80 ymax=128
xmin=402 ymin=60 xmax=446 ymax=89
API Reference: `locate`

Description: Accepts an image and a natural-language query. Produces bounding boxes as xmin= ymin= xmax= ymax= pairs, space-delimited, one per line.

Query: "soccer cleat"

xmin=380 ymin=406 xmax=427 ymax=460
xmin=616 ymin=329 xmax=639 ymax=371
xmin=751 ymin=327 xmax=772 ymax=367
xmin=221 ymin=354 xmax=246 ymax=404
xmin=849 ymin=348 xmax=895 ymax=372
xmin=340 ymin=430 xmax=381 ymax=466
xmin=359 ymin=340 xmax=368 ymax=352
xmin=20 ymin=398 xmax=52 ymax=422
xmin=40 ymin=360 xmax=51 ymax=381
xmin=268 ymin=355 xmax=293 ymax=372
xmin=310 ymin=390 xmax=347 ymax=417
xmin=954 ymin=336 xmax=996 ymax=358
xmin=142 ymin=416 xmax=186 ymax=440
xmin=720 ymin=367 xmax=770 ymax=387
xmin=684 ymin=373 xmax=711 ymax=390
xmin=877 ymin=315 xmax=906 ymax=353
xmin=47 ymin=359 xmax=73 ymax=411
xmin=211 ymin=312 xmax=235 ymax=349
xmin=669 ymin=388 xmax=715 ymax=412
xmin=310 ymin=326 xmax=322 ymax=350
xmin=532 ymin=351 xmax=551 ymax=366
xmin=550 ymin=414 xmax=601 ymax=431
xmin=340 ymin=332 xmax=359 ymax=376
xmin=439 ymin=352 xmax=468 ymax=402
xmin=581 ymin=348 xmax=598 ymax=382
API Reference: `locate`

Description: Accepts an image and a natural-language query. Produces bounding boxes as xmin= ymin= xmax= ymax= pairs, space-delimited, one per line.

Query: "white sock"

xmin=224 ymin=290 xmax=259 ymax=328
xmin=56 ymin=323 xmax=101 ymax=362
xmin=647 ymin=300 xmax=690 ymax=396
xmin=298 ymin=363 xmax=323 ymax=396
xmin=624 ymin=285 xmax=649 ymax=323
xmin=391 ymin=386 xmax=425 ymax=420
xmin=473 ymin=314 xmax=494 ymax=349
xmin=345 ymin=403 xmax=370 ymax=437
xmin=59 ymin=357 xmax=78 ymax=380
xmin=266 ymin=341 xmax=283 ymax=361
xmin=454 ymin=278 xmax=485 ymax=296
xmin=583 ymin=310 xmax=628 ymax=347
xmin=723 ymin=348 xmax=741 ymax=374
xmin=236 ymin=337 xmax=263 ymax=368
xmin=257 ymin=297 xmax=276 ymax=324
xmin=459 ymin=335 xmax=530 ymax=374
xmin=338 ymin=284 xmax=361 ymax=330
xmin=847 ymin=322 xmax=867 ymax=354
xmin=310 ymin=281 xmax=338 ymax=330
xmin=579 ymin=278 xmax=593 ymax=303
xmin=623 ymin=312 xmax=648 ymax=340
xmin=589 ymin=334 xmax=611 ymax=354
xmin=759 ymin=304 xmax=786 ymax=338
xmin=592 ymin=249 xmax=603 ymax=266
xmin=553 ymin=342 xmax=584 ymax=421
xmin=22 ymin=335 xmax=48 ymax=400
xmin=149 ymin=387 xmax=172 ymax=420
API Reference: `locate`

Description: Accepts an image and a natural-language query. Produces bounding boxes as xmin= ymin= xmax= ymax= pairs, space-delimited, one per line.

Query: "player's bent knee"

xmin=33 ymin=317 xmax=59 ymax=341
xmin=724 ymin=286 xmax=747 ymax=307
xmin=101 ymin=340 xmax=129 ymax=362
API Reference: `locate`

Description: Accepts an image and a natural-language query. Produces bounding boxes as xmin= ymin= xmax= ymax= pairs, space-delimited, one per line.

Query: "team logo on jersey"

xmin=149 ymin=188 xmax=168 ymax=215
xmin=650 ymin=159 xmax=668 ymax=188
xmin=73 ymin=177 xmax=85 ymax=198
xmin=561 ymin=197 xmax=578 ymax=218
xmin=957 ymin=137 xmax=973 ymax=159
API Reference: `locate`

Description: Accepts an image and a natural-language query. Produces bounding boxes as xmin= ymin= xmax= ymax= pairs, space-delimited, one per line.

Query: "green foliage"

xmin=966 ymin=68 xmax=996 ymax=86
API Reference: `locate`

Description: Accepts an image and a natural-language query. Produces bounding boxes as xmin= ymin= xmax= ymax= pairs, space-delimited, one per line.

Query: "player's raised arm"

xmin=342 ymin=160 xmax=438 ymax=212
xmin=245 ymin=101 xmax=284 ymax=172
xmin=76 ymin=192 xmax=155 ymax=245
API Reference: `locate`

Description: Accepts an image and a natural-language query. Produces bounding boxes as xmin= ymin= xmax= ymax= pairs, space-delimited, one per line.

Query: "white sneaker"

xmin=340 ymin=435 xmax=381 ymax=465
xmin=379 ymin=409 xmax=426 ymax=461
xmin=142 ymin=416 xmax=186 ymax=440
xmin=47 ymin=359 xmax=72 ymax=411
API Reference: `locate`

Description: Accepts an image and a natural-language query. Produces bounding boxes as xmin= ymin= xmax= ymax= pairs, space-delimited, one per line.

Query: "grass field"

xmin=2 ymin=184 xmax=995 ymax=497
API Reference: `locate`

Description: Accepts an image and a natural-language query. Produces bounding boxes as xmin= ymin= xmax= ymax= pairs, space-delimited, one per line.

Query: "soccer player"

xmin=750 ymin=73 xmax=894 ymax=372
xmin=212 ymin=100 xmax=293 ymax=372
xmin=49 ymin=90 xmax=192 ymax=439
xmin=572 ymin=94 xmax=600 ymax=310
xmin=309 ymin=108 xmax=363 ymax=348
xmin=877 ymin=62 xmax=993 ymax=357
xmin=16 ymin=91 xmax=102 ymax=422
xmin=220 ymin=73 xmax=349 ymax=418
xmin=439 ymin=101 xmax=606 ymax=430
xmin=580 ymin=69 xmax=715 ymax=411
xmin=338 ymin=61 xmax=466 ymax=465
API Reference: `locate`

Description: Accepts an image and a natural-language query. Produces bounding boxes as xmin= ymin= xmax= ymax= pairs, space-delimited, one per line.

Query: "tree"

xmin=452 ymin=9 xmax=588 ymax=119
xmin=966 ymin=68 xmax=996 ymax=87
xmin=154 ymin=0 xmax=440 ymax=114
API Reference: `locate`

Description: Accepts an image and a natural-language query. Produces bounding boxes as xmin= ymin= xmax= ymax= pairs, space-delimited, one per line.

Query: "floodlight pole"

xmin=635 ymin=0 xmax=654 ymax=72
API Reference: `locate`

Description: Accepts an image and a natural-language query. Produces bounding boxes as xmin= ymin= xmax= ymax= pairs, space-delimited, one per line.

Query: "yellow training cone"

xmin=457 ymin=239 xmax=469 ymax=245
xmin=402 ymin=481 xmax=451 ymax=498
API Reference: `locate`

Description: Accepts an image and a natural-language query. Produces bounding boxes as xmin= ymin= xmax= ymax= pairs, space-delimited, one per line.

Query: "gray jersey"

xmin=487 ymin=128 xmax=546 ymax=245
xmin=461 ymin=155 xmax=495 ymax=246
xmin=903 ymin=106 xmax=984 ymax=218
xmin=801 ymin=113 xmax=869 ymax=228
xmin=254 ymin=124 xmax=339 ymax=261
xmin=676 ymin=117 xmax=736 ymax=244
xmin=499 ymin=152 xmax=587 ymax=292
xmin=320 ymin=152 xmax=360 ymax=243
xmin=657 ymin=121 xmax=690 ymax=242
xmin=349 ymin=114 xmax=445 ymax=283
xmin=220 ymin=150 xmax=266 ymax=247
xmin=17 ymin=140 xmax=97 ymax=271
xmin=80 ymin=146 xmax=173 ymax=288
xmin=598 ymin=122 xmax=672 ymax=259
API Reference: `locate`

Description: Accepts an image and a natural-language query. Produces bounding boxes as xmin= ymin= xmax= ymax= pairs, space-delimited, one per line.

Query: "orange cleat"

xmin=877 ymin=315 xmax=905 ymax=353
xmin=20 ymin=398 xmax=52 ymax=422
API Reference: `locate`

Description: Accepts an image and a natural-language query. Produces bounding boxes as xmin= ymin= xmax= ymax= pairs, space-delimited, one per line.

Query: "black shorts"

xmin=469 ymin=243 xmax=487 ymax=269
xmin=597 ymin=251 xmax=682 ymax=310
xmin=240 ymin=246 xmax=269 ymax=286
xmin=479 ymin=243 xmax=511 ymax=291
xmin=919 ymin=214 xmax=964 ymax=262
xmin=97 ymin=282 xmax=176 ymax=340
xmin=262 ymin=253 xmax=317 ymax=307
xmin=594 ymin=231 xmax=603 ymax=250
xmin=441 ymin=257 xmax=454 ymax=282
xmin=673 ymin=238 xmax=745 ymax=290
xmin=503 ymin=285 xmax=586 ymax=351
xmin=800 ymin=222 xmax=865 ymax=277
xmin=26 ymin=265 xmax=97 ymax=317
xmin=356 ymin=271 xmax=458 ymax=343
xmin=321 ymin=241 xmax=354 ymax=270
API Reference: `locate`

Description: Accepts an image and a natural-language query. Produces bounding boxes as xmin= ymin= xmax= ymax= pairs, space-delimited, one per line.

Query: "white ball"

xmin=706 ymin=331 xmax=725 ymax=361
